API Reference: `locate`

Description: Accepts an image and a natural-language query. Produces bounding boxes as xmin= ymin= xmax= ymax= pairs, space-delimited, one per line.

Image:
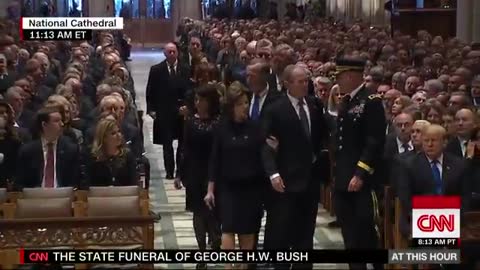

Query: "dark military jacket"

xmin=334 ymin=85 xmax=387 ymax=191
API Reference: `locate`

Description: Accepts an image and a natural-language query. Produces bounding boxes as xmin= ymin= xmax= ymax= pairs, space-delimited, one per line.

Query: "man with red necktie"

xmin=16 ymin=106 xmax=80 ymax=189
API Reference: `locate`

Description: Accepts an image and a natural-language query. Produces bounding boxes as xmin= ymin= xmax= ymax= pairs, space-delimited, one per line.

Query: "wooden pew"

xmin=0 ymin=216 xmax=154 ymax=269
xmin=383 ymin=186 xmax=394 ymax=249
xmin=461 ymin=212 xmax=480 ymax=268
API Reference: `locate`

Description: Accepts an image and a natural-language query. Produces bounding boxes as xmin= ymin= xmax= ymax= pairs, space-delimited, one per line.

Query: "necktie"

xmin=402 ymin=144 xmax=410 ymax=153
xmin=251 ymin=94 xmax=260 ymax=120
xmin=298 ymin=99 xmax=310 ymax=137
xmin=463 ymin=141 xmax=468 ymax=157
xmin=44 ymin=143 xmax=55 ymax=188
xmin=169 ymin=64 xmax=176 ymax=77
xmin=431 ymin=160 xmax=442 ymax=194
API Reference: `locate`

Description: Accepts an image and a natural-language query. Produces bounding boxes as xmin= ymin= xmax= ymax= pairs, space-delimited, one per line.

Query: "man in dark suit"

xmin=146 ymin=42 xmax=190 ymax=179
xmin=390 ymin=119 xmax=431 ymax=193
xmin=397 ymin=125 xmax=470 ymax=237
xmin=246 ymin=60 xmax=280 ymax=121
xmin=180 ymin=35 xmax=203 ymax=77
xmin=262 ymin=65 xmax=327 ymax=269
xmin=268 ymin=44 xmax=314 ymax=96
xmin=383 ymin=113 xmax=414 ymax=188
xmin=245 ymin=59 xmax=280 ymax=256
xmin=0 ymin=53 xmax=14 ymax=95
xmin=333 ymin=58 xmax=386 ymax=270
xmin=446 ymin=108 xmax=476 ymax=158
xmin=16 ymin=106 xmax=80 ymax=189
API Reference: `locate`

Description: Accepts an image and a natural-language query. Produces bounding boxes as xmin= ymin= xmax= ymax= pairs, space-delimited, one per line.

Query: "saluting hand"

xmin=271 ymin=176 xmax=285 ymax=193
xmin=348 ymin=175 xmax=363 ymax=192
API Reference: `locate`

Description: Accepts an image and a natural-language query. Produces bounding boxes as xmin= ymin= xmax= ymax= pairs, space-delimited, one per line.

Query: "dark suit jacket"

xmin=397 ymin=152 xmax=470 ymax=236
xmin=248 ymin=88 xmax=281 ymax=121
xmin=146 ymin=60 xmax=190 ymax=144
xmin=16 ymin=136 xmax=80 ymax=189
xmin=17 ymin=109 xmax=35 ymax=130
xmin=0 ymin=74 xmax=15 ymax=95
xmin=446 ymin=137 xmax=464 ymax=158
xmin=262 ymin=95 xmax=327 ymax=192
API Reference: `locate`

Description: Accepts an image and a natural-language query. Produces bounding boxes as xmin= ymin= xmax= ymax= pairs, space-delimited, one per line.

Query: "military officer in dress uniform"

xmin=333 ymin=58 xmax=386 ymax=270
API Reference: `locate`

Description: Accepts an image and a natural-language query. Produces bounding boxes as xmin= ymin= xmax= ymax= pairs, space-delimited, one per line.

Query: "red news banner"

xmin=21 ymin=250 xmax=388 ymax=264
xmin=411 ymin=196 xmax=461 ymax=247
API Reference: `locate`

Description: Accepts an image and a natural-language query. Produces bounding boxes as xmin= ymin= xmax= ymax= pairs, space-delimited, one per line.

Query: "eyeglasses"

xmin=257 ymin=53 xmax=271 ymax=59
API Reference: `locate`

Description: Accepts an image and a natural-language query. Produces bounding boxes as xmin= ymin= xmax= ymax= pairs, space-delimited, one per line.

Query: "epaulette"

xmin=368 ymin=94 xmax=381 ymax=100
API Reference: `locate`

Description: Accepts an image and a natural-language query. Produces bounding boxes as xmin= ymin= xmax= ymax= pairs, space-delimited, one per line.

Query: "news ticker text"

xmin=22 ymin=29 xmax=93 ymax=41
xmin=22 ymin=249 xmax=460 ymax=264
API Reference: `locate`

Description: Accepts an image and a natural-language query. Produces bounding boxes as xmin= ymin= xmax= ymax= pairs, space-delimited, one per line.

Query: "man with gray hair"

xmin=365 ymin=66 xmax=384 ymax=92
xmin=425 ymin=79 xmax=444 ymax=98
xmin=313 ymin=76 xmax=332 ymax=102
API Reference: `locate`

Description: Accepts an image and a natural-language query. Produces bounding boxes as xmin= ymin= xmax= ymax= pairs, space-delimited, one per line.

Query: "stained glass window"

xmin=146 ymin=0 xmax=171 ymax=18
xmin=114 ymin=0 xmax=139 ymax=18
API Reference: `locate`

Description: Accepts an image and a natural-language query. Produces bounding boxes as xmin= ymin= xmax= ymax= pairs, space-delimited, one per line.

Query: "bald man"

xmin=397 ymin=124 xmax=470 ymax=237
xmin=146 ymin=42 xmax=190 ymax=179
xmin=446 ymin=108 xmax=476 ymax=158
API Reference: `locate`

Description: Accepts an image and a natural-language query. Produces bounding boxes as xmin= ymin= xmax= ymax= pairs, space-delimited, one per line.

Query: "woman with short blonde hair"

xmin=86 ymin=118 xmax=137 ymax=187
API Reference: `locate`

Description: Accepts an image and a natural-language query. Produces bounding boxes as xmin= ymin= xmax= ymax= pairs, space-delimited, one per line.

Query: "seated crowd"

xmin=0 ymin=11 xmax=480 ymax=270
xmin=0 ymin=19 xmax=146 ymax=191
xmin=155 ymin=16 xmax=480 ymax=269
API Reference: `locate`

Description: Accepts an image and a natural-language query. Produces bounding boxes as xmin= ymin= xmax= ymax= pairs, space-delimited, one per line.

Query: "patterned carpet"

xmin=130 ymin=51 xmax=347 ymax=269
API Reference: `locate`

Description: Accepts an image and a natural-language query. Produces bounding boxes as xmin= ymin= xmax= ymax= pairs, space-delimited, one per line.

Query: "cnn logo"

xmin=23 ymin=251 xmax=49 ymax=263
xmin=412 ymin=209 xmax=460 ymax=238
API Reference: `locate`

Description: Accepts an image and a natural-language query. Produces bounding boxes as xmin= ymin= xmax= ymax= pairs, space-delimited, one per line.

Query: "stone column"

xmin=0 ymin=0 xmax=16 ymax=18
xmin=172 ymin=0 xmax=202 ymax=39
xmin=472 ymin=0 xmax=480 ymax=42
xmin=456 ymin=0 xmax=473 ymax=42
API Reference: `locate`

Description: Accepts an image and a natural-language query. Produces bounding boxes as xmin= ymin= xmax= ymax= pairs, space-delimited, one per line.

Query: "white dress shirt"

xmin=396 ymin=138 xmax=413 ymax=153
xmin=167 ymin=60 xmax=178 ymax=75
xmin=287 ymin=93 xmax=311 ymax=132
xmin=276 ymin=75 xmax=282 ymax=91
xmin=249 ymin=86 xmax=269 ymax=117
xmin=458 ymin=137 xmax=468 ymax=157
xmin=41 ymin=138 xmax=58 ymax=188
xmin=426 ymin=154 xmax=443 ymax=180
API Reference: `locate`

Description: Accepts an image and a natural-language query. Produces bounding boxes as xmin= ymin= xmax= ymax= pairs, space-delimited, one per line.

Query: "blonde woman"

xmin=85 ymin=117 xmax=137 ymax=187
xmin=327 ymin=84 xmax=344 ymax=117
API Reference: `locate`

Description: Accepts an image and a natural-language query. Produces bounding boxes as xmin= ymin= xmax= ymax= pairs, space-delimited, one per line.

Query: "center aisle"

xmin=130 ymin=50 xmax=346 ymax=269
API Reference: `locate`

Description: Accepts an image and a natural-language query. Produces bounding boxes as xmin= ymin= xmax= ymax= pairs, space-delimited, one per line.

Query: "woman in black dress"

xmin=0 ymin=101 xmax=22 ymax=188
xmin=85 ymin=117 xmax=137 ymax=187
xmin=205 ymin=82 xmax=264 ymax=264
xmin=176 ymin=83 xmax=222 ymax=258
